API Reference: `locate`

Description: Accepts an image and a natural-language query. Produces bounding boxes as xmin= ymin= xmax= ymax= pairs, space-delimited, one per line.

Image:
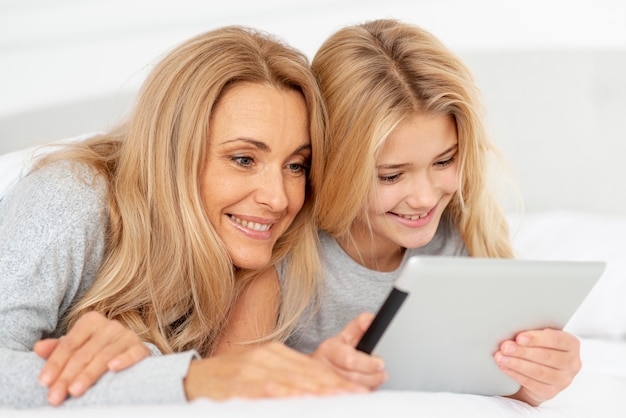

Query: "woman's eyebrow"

xmin=220 ymin=138 xmax=271 ymax=151
xmin=291 ymin=143 xmax=312 ymax=156
xmin=220 ymin=139 xmax=311 ymax=156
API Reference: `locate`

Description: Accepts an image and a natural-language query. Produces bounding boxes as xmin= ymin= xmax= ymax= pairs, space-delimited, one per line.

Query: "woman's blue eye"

xmin=287 ymin=162 xmax=309 ymax=176
xmin=233 ymin=156 xmax=253 ymax=167
xmin=288 ymin=163 xmax=302 ymax=172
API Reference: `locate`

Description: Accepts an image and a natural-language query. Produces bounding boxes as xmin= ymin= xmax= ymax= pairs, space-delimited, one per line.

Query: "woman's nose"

xmin=254 ymin=168 xmax=289 ymax=211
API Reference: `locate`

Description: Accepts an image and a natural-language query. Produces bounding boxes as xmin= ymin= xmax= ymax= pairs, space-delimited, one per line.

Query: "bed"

xmin=4 ymin=346 xmax=626 ymax=417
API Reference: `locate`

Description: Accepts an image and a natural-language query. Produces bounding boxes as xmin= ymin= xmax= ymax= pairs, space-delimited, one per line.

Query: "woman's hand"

xmin=184 ymin=341 xmax=370 ymax=400
xmin=494 ymin=328 xmax=581 ymax=406
xmin=310 ymin=313 xmax=388 ymax=390
xmin=34 ymin=311 xmax=151 ymax=406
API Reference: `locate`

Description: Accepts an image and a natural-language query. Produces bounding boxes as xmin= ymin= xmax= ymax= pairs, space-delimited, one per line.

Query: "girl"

xmin=299 ymin=19 xmax=581 ymax=407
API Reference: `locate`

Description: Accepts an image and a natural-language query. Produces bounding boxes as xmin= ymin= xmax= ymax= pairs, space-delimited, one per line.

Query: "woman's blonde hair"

xmin=312 ymin=19 xmax=513 ymax=258
xmin=44 ymin=26 xmax=326 ymax=356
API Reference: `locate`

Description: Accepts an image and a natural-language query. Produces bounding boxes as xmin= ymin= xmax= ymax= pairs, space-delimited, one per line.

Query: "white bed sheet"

xmin=3 ymin=338 xmax=625 ymax=418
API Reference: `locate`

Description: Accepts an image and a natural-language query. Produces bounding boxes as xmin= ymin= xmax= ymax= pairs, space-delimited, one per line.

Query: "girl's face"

xmin=348 ymin=113 xmax=459 ymax=269
xmin=201 ymin=82 xmax=311 ymax=270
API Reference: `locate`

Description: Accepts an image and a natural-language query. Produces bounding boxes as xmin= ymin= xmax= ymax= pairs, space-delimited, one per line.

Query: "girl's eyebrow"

xmin=377 ymin=144 xmax=458 ymax=170
xmin=436 ymin=144 xmax=458 ymax=159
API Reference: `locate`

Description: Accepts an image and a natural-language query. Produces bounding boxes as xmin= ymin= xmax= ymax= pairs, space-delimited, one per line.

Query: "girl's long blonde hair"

xmin=43 ymin=26 xmax=326 ymax=356
xmin=312 ymin=19 xmax=513 ymax=258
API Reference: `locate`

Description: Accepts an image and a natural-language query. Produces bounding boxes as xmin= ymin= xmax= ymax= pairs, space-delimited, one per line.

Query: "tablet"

xmin=356 ymin=256 xmax=605 ymax=396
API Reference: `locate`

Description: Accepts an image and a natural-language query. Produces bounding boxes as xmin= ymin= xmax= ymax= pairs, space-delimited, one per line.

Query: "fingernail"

xmin=108 ymin=359 xmax=121 ymax=370
xmin=39 ymin=372 xmax=52 ymax=387
xmin=48 ymin=389 xmax=65 ymax=405
xmin=502 ymin=342 xmax=515 ymax=354
xmin=495 ymin=352 xmax=509 ymax=365
xmin=517 ymin=335 xmax=530 ymax=346
xmin=69 ymin=381 xmax=84 ymax=396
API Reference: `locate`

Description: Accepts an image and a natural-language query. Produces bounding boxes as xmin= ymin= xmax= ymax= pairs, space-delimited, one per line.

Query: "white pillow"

xmin=0 ymin=146 xmax=38 ymax=199
xmin=0 ymin=133 xmax=100 ymax=200
xmin=508 ymin=211 xmax=626 ymax=340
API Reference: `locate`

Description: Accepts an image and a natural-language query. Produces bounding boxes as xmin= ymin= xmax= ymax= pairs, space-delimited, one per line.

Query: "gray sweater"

xmin=0 ymin=163 xmax=195 ymax=408
xmin=286 ymin=227 xmax=467 ymax=354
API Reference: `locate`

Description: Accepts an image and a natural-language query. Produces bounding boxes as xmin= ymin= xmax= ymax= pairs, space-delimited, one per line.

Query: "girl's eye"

xmin=379 ymin=173 xmax=401 ymax=183
xmin=435 ymin=155 xmax=456 ymax=168
xmin=232 ymin=156 xmax=254 ymax=167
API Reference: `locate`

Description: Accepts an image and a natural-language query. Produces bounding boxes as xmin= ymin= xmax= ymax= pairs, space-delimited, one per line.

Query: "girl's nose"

xmin=405 ymin=174 xmax=438 ymax=209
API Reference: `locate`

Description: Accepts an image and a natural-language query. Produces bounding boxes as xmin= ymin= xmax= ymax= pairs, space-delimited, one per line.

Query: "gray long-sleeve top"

xmin=0 ymin=162 xmax=196 ymax=408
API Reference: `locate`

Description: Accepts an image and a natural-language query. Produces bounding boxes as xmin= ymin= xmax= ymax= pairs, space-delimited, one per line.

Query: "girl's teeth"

xmin=401 ymin=213 xmax=426 ymax=221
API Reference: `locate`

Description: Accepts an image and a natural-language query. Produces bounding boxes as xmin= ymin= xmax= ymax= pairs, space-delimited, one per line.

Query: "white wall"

xmin=1 ymin=0 xmax=625 ymax=214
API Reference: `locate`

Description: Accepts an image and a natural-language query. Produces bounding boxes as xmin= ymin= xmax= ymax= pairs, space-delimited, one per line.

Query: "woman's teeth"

xmin=230 ymin=215 xmax=271 ymax=231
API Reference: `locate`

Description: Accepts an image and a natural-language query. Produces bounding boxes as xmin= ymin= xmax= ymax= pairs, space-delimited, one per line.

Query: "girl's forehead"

xmin=377 ymin=114 xmax=458 ymax=162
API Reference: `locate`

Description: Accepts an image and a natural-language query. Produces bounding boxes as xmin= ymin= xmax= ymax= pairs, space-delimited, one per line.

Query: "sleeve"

xmin=0 ymin=164 xmax=196 ymax=408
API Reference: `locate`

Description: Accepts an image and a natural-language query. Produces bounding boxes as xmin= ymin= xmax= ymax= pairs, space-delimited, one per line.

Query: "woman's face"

xmin=201 ymin=82 xmax=311 ymax=270
xmin=350 ymin=113 xmax=459 ymax=266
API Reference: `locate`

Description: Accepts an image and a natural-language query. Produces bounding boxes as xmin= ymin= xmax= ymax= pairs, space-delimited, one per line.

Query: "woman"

xmin=0 ymin=25 xmax=371 ymax=408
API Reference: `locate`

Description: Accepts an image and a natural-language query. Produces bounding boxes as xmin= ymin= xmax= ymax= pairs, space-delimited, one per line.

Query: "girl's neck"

xmin=336 ymin=228 xmax=405 ymax=272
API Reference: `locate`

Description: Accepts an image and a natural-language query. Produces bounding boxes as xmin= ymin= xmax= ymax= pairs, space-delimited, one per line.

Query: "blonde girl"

xmin=296 ymin=19 xmax=581 ymax=407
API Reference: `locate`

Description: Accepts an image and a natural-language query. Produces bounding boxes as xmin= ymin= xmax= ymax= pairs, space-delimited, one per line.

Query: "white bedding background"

xmin=510 ymin=212 xmax=626 ymax=341
xmin=4 ymin=340 xmax=626 ymax=418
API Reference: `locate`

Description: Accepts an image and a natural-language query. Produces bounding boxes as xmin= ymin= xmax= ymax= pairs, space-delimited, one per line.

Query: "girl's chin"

xmin=398 ymin=230 xmax=438 ymax=250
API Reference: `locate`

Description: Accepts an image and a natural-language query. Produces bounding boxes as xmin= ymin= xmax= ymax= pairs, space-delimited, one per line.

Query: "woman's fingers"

xmin=36 ymin=311 xmax=150 ymax=406
xmin=34 ymin=338 xmax=60 ymax=360
xmin=185 ymin=342 xmax=370 ymax=401
xmin=38 ymin=315 xmax=97 ymax=387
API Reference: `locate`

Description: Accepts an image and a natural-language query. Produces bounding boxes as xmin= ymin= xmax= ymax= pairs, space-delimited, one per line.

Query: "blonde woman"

xmin=0 ymin=26 xmax=372 ymax=408
xmin=294 ymin=19 xmax=581 ymax=407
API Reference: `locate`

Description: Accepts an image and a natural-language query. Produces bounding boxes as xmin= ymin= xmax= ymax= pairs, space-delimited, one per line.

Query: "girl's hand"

xmin=310 ymin=312 xmax=388 ymax=390
xmin=494 ymin=328 xmax=581 ymax=406
xmin=34 ymin=311 xmax=151 ymax=406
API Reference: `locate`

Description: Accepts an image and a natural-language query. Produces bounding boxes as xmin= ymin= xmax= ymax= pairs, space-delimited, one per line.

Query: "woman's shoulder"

xmin=25 ymin=161 xmax=106 ymax=206
xmin=1 ymin=161 xmax=108 ymax=230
